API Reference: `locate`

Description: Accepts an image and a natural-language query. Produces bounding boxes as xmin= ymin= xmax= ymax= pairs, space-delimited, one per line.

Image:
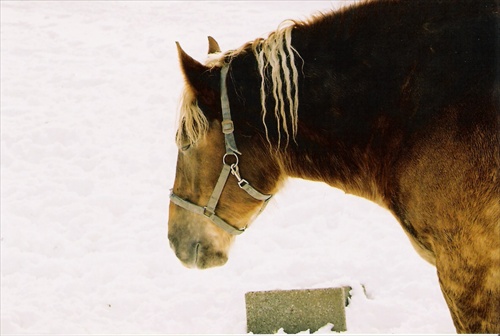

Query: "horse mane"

xmin=176 ymin=87 xmax=209 ymax=148
xmin=252 ymin=21 xmax=301 ymax=148
xmin=176 ymin=20 xmax=303 ymax=149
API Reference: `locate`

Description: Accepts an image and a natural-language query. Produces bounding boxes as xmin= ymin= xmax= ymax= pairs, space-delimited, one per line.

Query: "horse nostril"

xmin=168 ymin=235 xmax=178 ymax=251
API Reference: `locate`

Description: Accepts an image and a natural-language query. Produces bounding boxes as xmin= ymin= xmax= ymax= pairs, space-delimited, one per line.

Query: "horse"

xmin=168 ymin=0 xmax=499 ymax=333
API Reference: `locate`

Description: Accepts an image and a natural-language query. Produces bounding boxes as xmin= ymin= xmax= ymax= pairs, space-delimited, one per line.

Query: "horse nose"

xmin=168 ymin=234 xmax=228 ymax=269
xmin=168 ymin=234 xmax=200 ymax=268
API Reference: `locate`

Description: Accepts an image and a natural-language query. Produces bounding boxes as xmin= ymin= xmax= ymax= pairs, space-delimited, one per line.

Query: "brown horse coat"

xmin=170 ymin=0 xmax=500 ymax=332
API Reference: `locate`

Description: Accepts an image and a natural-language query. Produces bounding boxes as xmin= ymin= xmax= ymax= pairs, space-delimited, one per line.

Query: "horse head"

xmin=168 ymin=38 xmax=284 ymax=269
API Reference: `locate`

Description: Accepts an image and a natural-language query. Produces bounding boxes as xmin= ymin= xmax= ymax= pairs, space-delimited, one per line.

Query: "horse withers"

xmin=168 ymin=0 xmax=499 ymax=333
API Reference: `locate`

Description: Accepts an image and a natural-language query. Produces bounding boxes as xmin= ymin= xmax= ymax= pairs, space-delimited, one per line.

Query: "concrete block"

xmin=245 ymin=287 xmax=351 ymax=334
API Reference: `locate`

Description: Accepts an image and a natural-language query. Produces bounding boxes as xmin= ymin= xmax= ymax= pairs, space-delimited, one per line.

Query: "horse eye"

xmin=181 ymin=144 xmax=191 ymax=152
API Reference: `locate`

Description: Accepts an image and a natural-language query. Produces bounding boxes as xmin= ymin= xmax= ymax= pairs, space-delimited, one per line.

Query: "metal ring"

xmin=223 ymin=152 xmax=239 ymax=166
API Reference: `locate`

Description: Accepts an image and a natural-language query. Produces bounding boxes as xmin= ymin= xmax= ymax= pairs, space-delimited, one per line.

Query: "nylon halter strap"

xmin=169 ymin=65 xmax=272 ymax=235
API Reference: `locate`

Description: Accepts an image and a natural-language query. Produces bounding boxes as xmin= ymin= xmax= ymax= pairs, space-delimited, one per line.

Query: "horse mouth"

xmin=194 ymin=242 xmax=201 ymax=266
xmin=171 ymin=240 xmax=228 ymax=269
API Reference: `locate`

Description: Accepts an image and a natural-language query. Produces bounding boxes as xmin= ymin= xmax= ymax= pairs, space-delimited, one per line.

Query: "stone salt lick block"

xmin=245 ymin=286 xmax=351 ymax=334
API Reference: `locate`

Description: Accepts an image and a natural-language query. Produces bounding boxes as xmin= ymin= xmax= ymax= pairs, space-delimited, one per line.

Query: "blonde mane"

xmin=176 ymin=21 xmax=301 ymax=149
xmin=176 ymin=87 xmax=209 ymax=148
xmin=253 ymin=21 xmax=300 ymax=148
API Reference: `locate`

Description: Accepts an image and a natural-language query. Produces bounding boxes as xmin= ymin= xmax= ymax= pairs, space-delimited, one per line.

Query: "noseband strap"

xmin=170 ymin=65 xmax=272 ymax=235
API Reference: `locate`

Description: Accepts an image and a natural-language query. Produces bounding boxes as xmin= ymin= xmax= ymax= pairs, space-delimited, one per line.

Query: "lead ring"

xmin=223 ymin=153 xmax=239 ymax=166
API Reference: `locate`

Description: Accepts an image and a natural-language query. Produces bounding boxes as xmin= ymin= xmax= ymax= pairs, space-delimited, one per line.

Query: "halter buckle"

xmin=221 ymin=120 xmax=234 ymax=134
xmin=203 ymin=207 xmax=214 ymax=217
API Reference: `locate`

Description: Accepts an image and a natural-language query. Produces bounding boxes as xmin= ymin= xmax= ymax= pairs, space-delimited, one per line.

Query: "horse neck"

xmin=278 ymin=122 xmax=391 ymax=207
xmin=228 ymin=22 xmax=400 ymax=207
xmin=227 ymin=56 xmax=393 ymax=206
xmin=271 ymin=22 xmax=402 ymax=207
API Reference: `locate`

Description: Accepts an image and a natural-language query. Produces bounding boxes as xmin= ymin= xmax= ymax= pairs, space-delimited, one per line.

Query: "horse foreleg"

xmin=435 ymin=243 xmax=500 ymax=333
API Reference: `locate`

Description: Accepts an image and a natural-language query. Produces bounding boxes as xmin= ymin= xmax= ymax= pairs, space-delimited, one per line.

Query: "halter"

xmin=169 ymin=65 xmax=272 ymax=235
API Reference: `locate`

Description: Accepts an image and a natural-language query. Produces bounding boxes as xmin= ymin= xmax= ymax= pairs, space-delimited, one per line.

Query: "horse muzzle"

xmin=168 ymin=234 xmax=229 ymax=269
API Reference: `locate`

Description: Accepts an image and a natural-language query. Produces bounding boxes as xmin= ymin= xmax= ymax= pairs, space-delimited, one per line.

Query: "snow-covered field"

xmin=1 ymin=1 xmax=455 ymax=334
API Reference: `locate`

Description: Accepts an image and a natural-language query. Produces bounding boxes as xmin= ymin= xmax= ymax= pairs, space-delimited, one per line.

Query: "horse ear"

xmin=176 ymin=41 xmax=219 ymax=94
xmin=176 ymin=42 xmax=220 ymax=118
xmin=176 ymin=41 xmax=209 ymax=91
xmin=207 ymin=36 xmax=221 ymax=54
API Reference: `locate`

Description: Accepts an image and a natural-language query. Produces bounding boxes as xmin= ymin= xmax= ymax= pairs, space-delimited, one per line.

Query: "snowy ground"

xmin=1 ymin=1 xmax=455 ymax=334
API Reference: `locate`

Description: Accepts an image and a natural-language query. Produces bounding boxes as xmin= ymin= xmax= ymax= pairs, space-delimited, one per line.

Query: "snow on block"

xmin=245 ymin=286 xmax=351 ymax=334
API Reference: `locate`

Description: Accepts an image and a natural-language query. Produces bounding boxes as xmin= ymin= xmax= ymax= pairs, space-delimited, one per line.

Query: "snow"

xmin=1 ymin=1 xmax=455 ymax=334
